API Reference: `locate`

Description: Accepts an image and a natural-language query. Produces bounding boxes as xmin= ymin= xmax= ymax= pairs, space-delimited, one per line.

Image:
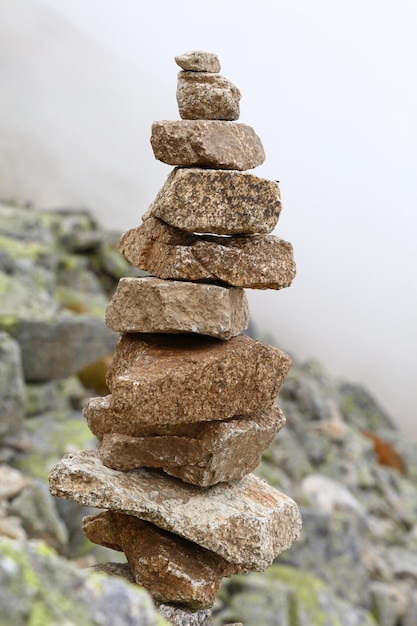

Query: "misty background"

xmin=1 ymin=0 xmax=416 ymax=434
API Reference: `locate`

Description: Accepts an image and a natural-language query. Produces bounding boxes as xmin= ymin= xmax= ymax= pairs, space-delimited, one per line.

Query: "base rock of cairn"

xmin=49 ymin=50 xmax=302 ymax=619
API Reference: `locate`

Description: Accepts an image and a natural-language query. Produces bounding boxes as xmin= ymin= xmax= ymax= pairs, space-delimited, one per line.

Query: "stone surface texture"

xmin=97 ymin=406 xmax=286 ymax=486
xmin=84 ymin=394 xmax=268 ymax=439
xmin=119 ymin=217 xmax=296 ymax=289
xmin=105 ymin=333 xmax=291 ymax=426
xmin=147 ymin=168 xmax=281 ymax=235
xmin=157 ymin=604 xmax=213 ymax=626
xmin=11 ymin=314 xmax=116 ymax=381
xmin=177 ymin=72 xmax=241 ymax=120
xmin=105 ymin=277 xmax=249 ymax=340
xmin=175 ymin=51 xmax=221 ymax=72
xmin=150 ymin=120 xmax=265 ymax=170
xmin=0 ymin=332 xmax=25 ymax=439
xmin=49 ymin=450 xmax=302 ymax=570
xmin=0 ymin=537 xmax=167 ymax=626
xmin=83 ymin=511 xmax=237 ymax=608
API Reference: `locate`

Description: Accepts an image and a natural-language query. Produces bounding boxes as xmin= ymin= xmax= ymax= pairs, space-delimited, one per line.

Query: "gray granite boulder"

xmin=0 ymin=537 xmax=168 ymax=626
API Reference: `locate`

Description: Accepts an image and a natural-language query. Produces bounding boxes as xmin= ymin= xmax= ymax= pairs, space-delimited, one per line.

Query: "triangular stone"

xmin=83 ymin=511 xmax=236 ymax=608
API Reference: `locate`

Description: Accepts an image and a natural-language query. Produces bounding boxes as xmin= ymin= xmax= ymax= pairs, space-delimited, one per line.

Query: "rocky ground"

xmin=1 ymin=200 xmax=416 ymax=625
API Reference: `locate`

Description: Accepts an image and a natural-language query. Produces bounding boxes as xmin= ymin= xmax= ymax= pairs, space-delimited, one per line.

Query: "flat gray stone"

xmin=105 ymin=277 xmax=249 ymax=340
xmin=49 ymin=449 xmax=302 ymax=570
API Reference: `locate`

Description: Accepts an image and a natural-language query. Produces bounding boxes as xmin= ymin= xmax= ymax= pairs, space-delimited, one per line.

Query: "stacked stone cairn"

xmin=49 ymin=51 xmax=302 ymax=624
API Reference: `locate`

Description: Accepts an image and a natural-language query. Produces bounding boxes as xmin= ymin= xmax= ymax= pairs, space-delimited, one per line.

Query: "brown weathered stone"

xmin=119 ymin=217 xmax=296 ymax=290
xmin=98 ymin=406 xmax=285 ymax=486
xmin=49 ymin=449 xmax=302 ymax=569
xmin=83 ymin=511 xmax=237 ymax=608
xmin=150 ymin=120 xmax=265 ymax=170
xmin=175 ymin=51 xmax=221 ymax=73
xmin=105 ymin=277 xmax=249 ymax=340
xmin=84 ymin=395 xmax=211 ymax=438
xmin=105 ymin=334 xmax=291 ymax=426
xmin=177 ymin=71 xmax=241 ymax=120
xmin=147 ymin=168 xmax=281 ymax=235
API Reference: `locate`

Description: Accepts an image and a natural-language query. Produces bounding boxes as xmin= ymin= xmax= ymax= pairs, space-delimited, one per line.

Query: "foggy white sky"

xmin=3 ymin=0 xmax=417 ymax=432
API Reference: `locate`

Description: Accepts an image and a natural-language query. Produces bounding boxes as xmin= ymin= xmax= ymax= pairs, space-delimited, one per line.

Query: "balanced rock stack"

xmin=49 ymin=51 xmax=302 ymax=623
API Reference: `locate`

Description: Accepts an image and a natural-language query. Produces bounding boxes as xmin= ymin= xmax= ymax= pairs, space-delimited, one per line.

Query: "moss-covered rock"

xmin=12 ymin=410 xmax=95 ymax=483
xmin=0 ymin=331 xmax=25 ymax=440
xmin=215 ymin=566 xmax=377 ymax=626
xmin=0 ymin=537 xmax=169 ymax=626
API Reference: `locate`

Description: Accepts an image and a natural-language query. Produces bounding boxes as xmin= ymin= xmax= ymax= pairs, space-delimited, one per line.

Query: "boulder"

xmin=0 ymin=332 xmax=25 ymax=439
xmin=49 ymin=449 xmax=302 ymax=570
xmin=97 ymin=406 xmax=285 ymax=486
xmin=105 ymin=277 xmax=249 ymax=340
xmin=83 ymin=511 xmax=238 ymax=608
xmin=214 ymin=566 xmax=377 ymax=626
xmin=119 ymin=217 xmax=296 ymax=289
xmin=146 ymin=168 xmax=281 ymax=235
xmin=177 ymin=71 xmax=241 ymax=120
xmin=105 ymin=333 xmax=291 ymax=425
xmin=277 ymin=508 xmax=370 ymax=607
xmin=0 ymin=537 xmax=168 ymax=626
xmin=10 ymin=314 xmax=116 ymax=381
xmin=151 ymin=120 xmax=265 ymax=170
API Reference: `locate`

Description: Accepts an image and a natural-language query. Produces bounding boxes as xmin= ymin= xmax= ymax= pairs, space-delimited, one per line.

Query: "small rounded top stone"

xmin=175 ymin=51 xmax=221 ymax=73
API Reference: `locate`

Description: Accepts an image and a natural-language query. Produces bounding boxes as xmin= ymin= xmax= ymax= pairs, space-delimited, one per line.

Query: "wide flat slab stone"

xmin=175 ymin=51 xmax=221 ymax=73
xmin=120 ymin=217 xmax=296 ymax=290
xmin=98 ymin=406 xmax=286 ymax=486
xmin=150 ymin=120 xmax=265 ymax=170
xmin=147 ymin=168 xmax=281 ymax=235
xmin=83 ymin=511 xmax=237 ymax=609
xmin=105 ymin=333 xmax=291 ymax=425
xmin=105 ymin=277 xmax=249 ymax=340
xmin=177 ymin=72 xmax=241 ymax=120
xmin=49 ymin=449 xmax=302 ymax=570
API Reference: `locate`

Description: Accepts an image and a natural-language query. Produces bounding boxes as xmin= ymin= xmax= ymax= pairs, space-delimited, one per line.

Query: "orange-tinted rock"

xmin=147 ymin=168 xmax=281 ymax=235
xmin=105 ymin=334 xmax=291 ymax=426
xmin=177 ymin=71 xmax=241 ymax=120
xmin=150 ymin=120 xmax=265 ymax=170
xmin=105 ymin=277 xmax=248 ymax=340
xmin=98 ymin=406 xmax=285 ymax=486
xmin=49 ymin=449 xmax=302 ymax=569
xmin=175 ymin=51 xmax=221 ymax=73
xmin=83 ymin=511 xmax=238 ymax=609
xmin=119 ymin=217 xmax=296 ymax=290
